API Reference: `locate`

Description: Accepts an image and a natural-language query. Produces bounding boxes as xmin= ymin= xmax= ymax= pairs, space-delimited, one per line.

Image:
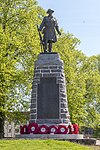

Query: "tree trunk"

xmin=0 ymin=112 xmax=5 ymax=138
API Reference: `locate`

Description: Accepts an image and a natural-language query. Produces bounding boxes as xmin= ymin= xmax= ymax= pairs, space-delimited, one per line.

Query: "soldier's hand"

xmin=59 ymin=31 xmax=61 ymax=35
xmin=39 ymin=28 xmax=41 ymax=31
xmin=37 ymin=26 xmax=41 ymax=31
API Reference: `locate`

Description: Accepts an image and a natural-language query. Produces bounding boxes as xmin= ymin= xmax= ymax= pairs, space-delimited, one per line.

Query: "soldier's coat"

xmin=40 ymin=16 xmax=59 ymax=43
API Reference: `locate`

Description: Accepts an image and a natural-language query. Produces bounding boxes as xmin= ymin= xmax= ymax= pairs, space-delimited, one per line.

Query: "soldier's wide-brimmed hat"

xmin=47 ymin=9 xmax=54 ymax=14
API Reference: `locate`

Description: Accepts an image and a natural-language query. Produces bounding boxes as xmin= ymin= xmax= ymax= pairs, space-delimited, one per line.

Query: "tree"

xmin=82 ymin=56 xmax=100 ymax=128
xmin=0 ymin=24 xmax=18 ymax=137
xmin=54 ymin=32 xmax=100 ymax=128
xmin=0 ymin=0 xmax=45 ymax=138
xmin=53 ymin=32 xmax=87 ymax=125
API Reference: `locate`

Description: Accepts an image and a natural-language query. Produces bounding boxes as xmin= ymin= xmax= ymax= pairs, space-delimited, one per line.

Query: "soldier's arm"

xmin=39 ymin=17 xmax=45 ymax=31
xmin=54 ymin=18 xmax=61 ymax=35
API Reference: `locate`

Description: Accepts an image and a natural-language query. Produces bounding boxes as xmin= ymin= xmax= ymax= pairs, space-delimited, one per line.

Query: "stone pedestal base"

xmin=16 ymin=134 xmax=83 ymax=139
xmin=30 ymin=53 xmax=70 ymax=125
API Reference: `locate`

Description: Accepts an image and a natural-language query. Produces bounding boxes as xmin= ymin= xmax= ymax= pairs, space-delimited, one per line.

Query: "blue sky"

xmin=37 ymin=0 xmax=100 ymax=56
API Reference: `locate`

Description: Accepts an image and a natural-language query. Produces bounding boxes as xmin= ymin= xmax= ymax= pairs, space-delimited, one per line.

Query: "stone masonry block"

xmin=49 ymin=66 xmax=57 ymax=69
xmin=30 ymin=114 xmax=37 ymax=119
xmin=31 ymin=98 xmax=36 ymax=103
xmin=41 ymin=70 xmax=50 ymax=73
xmin=43 ymin=73 xmax=60 ymax=77
xmin=60 ymin=93 xmax=66 ymax=98
xmin=36 ymin=119 xmax=62 ymax=124
xmin=58 ymin=65 xmax=64 ymax=69
xmin=32 ymin=85 xmax=37 ymax=89
xmin=60 ymin=97 xmax=67 ymax=102
xmin=36 ymin=66 xmax=49 ymax=69
xmin=35 ymin=69 xmax=41 ymax=73
xmin=31 ymin=103 xmax=36 ymax=109
xmin=51 ymin=69 xmax=61 ymax=73
xmin=61 ymin=109 xmax=68 ymax=113
xmin=31 ymin=93 xmax=37 ymax=98
xmin=61 ymin=103 xmax=67 ymax=108
xmin=63 ymin=119 xmax=70 ymax=124
xmin=61 ymin=114 xmax=67 ymax=119
xmin=31 ymin=89 xmax=37 ymax=94
xmin=57 ymin=79 xmax=64 ymax=84
xmin=31 ymin=109 xmax=36 ymax=113
xmin=29 ymin=119 xmax=36 ymax=123
xmin=34 ymin=73 xmax=42 ymax=78
xmin=59 ymin=84 xmax=66 ymax=88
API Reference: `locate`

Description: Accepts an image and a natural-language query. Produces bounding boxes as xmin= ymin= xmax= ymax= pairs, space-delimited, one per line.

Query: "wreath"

xmin=38 ymin=125 xmax=49 ymax=134
xmin=58 ymin=125 xmax=68 ymax=134
xmin=20 ymin=125 xmax=28 ymax=134
xmin=49 ymin=125 xmax=58 ymax=134
xmin=27 ymin=123 xmax=38 ymax=134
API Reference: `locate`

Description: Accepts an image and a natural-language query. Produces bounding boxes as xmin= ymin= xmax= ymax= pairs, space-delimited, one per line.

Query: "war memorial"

xmin=18 ymin=9 xmax=83 ymax=139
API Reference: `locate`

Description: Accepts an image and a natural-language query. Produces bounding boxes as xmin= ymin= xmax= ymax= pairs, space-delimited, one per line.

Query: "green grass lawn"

xmin=0 ymin=139 xmax=98 ymax=150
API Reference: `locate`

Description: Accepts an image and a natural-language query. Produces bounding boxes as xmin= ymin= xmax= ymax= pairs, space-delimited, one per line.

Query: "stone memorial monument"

xmin=30 ymin=53 xmax=70 ymax=125
xmin=17 ymin=9 xmax=83 ymax=139
xmin=30 ymin=9 xmax=70 ymax=125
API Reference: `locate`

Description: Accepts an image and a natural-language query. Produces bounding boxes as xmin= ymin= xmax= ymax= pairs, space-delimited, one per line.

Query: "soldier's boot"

xmin=43 ymin=42 xmax=48 ymax=53
xmin=48 ymin=42 xmax=52 ymax=53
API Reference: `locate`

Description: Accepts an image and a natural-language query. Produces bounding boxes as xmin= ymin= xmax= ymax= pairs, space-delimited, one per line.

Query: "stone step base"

xmin=95 ymin=140 xmax=100 ymax=146
xmin=16 ymin=134 xmax=83 ymax=139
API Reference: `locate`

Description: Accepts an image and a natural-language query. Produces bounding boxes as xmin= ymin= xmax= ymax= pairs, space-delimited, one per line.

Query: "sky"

xmin=37 ymin=0 xmax=100 ymax=56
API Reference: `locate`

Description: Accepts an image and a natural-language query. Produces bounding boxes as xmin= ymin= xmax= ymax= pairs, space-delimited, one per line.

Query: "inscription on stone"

xmin=37 ymin=77 xmax=59 ymax=119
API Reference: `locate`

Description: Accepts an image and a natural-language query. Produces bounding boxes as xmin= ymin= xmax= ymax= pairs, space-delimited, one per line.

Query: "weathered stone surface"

xmin=31 ymin=104 xmax=36 ymax=108
xmin=51 ymin=69 xmax=61 ymax=72
xmin=58 ymin=65 xmax=64 ymax=69
xmin=41 ymin=70 xmax=50 ymax=73
xmin=37 ymin=66 xmax=49 ymax=69
xmin=35 ymin=53 xmax=63 ymax=66
xmin=31 ymin=109 xmax=36 ymax=113
xmin=31 ymin=99 xmax=36 ymax=103
xmin=49 ymin=66 xmax=57 ymax=69
xmin=43 ymin=73 xmax=60 ymax=77
xmin=30 ymin=114 xmax=36 ymax=119
xmin=29 ymin=119 xmax=36 ymax=123
xmin=59 ymin=84 xmax=66 ymax=89
xmin=35 ymin=70 xmax=41 ymax=73
xmin=61 ymin=98 xmax=67 ymax=102
xmin=57 ymin=79 xmax=64 ymax=84
xmin=37 ymin=77 xmax=59 ymax=119
xmin=61 ymin=103 xmax=68 ymax=108
xmin=34 ymin=73 xmax=42 ymax=77
xmin=16 ymin=134 xmax=84 ymax=139
xmin=32 ymin=85 xmax=37 ymax=89
xmin=33 ymin=78 xmax=40 ymax=82
xmin=63 ymin=119 xmax=70 ymax=124
xmin=36 ymin=119 xmax=62 ymax=124
xmin=61 ymin=114 xmax=68 ymax=119
xmin=30 ymin=53 xmax=70 ymax=125
xmin=61 ymin=109 xmax=68 ymax=113
xmin=60 ymin=93 xmax=66 ymax=98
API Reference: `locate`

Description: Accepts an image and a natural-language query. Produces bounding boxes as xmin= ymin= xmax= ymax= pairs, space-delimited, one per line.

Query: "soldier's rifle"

xmin=37 ymin=25 xmax=43 ymax=52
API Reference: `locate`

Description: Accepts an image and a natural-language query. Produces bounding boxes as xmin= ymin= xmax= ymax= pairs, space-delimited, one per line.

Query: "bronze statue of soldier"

xmin=39 ymin=9 xmax=61 ymax=53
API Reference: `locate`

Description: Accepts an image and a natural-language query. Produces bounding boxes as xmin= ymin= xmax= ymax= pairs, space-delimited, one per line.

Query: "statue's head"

xmin=47 ymin=9 xmax=54 ymax=14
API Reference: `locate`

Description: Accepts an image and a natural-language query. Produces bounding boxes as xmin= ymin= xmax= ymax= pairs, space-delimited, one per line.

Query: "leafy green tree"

xmin=0 ymin=0 xmax=45 ymax=138
xmin=54 ymin=32 xmax=100 ymax=128
xmin=54 ymin=32 xmax=87 ymax=126
xmin=82 ymin=56 xmax=100 ymax=128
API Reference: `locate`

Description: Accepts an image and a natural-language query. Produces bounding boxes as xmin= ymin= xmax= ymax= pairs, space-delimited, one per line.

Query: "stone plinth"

xmin=30 ymin=53 xmax=70 ymax=125
xmin=16 ymin=134 xmax=83 ymax=139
